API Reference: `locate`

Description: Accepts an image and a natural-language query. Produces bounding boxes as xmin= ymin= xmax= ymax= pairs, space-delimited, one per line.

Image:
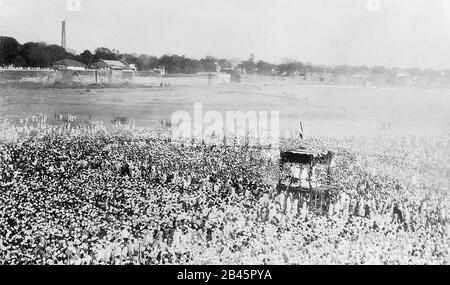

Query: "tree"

xmin=423 ymin=68 xmax=440 ymax=77
xmin=13 ymin=55 xmax=26 ymax=67
xmin=181 ymin=57 xmax=202 ymax=74
xmin=136 ymin=54 xmax=159 ymax=70
xmin=78 ymin=50 xmax=94 ymax=66
xmin=0 ymin=37 xmax=22 ymax=66
xmin=238 ymin=54 xmax=257 ymax=74
xmin=278 ymin=61 xmax=304 ymax=76
xmin=94 ymin=47 xmax=119 ymax=61
xmin=217 ymin=59 xmax=232 ymax=70
xmin=370 ymin=66 xmax=388 ymax=75
xmin=158 ymin=54 xmax=182 ymax=74
xmin=46 ymin=44 xmax=71 ymax=64
xmin=1 ymin=36 xmax=445 ymax=79
xmin=19 ymin=42 xmax=70 ymax=67
xmin=256 ymin=60 xmax=275 ymax=75
xmin=200 ymin=56 xmax=218 ymax=72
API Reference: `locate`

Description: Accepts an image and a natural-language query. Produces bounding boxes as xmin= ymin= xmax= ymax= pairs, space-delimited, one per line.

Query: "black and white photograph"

xmin=0 ymin=0 xmax=449 ymax=270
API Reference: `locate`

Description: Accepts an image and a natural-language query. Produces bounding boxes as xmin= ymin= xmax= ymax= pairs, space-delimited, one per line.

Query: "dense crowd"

xmin=0 ymin=66 xmax=54 ymax=71
xmin=0 ymin=123 xmax=449 ymax=265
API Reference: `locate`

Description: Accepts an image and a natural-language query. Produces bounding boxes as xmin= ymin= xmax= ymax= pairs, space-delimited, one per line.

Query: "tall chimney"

xmin=61 ymin=21 xmax=66 ymax=50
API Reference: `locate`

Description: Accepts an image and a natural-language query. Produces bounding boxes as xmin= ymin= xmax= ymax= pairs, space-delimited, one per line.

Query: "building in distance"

xmin=53 ymin=59 xmax=87 ymax=71
xmin=91 ymin=59 xmax=135 ymax=71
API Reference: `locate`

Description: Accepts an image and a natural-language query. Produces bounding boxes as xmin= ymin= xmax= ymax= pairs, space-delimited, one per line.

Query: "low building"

xmin=53 ymin=59 xmax=87 ymax=70
xmin=91 ymin=59 xmax=133 ymax=71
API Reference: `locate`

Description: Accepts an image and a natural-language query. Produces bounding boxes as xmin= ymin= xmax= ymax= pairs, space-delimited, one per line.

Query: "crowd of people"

xmin=0 ymin=66 xmax=53 ymax=71
xmin=0 ymin=123 xmax=449 ymax=265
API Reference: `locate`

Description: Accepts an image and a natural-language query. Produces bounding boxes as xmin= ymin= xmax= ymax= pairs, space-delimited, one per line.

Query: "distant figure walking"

xmin=299 ymin=120 xmax=304 ymax=139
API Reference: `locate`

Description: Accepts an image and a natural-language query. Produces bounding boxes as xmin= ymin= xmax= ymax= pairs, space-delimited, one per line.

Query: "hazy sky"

xmin=1 ymin=0 xmax=450 ymax=69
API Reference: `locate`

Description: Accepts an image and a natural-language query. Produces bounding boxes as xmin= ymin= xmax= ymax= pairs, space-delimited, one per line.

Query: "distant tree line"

xmin=0 ymin=37 xmax=231 ymax=74
xmin=1 ymin=36 xmax=448 ymax=77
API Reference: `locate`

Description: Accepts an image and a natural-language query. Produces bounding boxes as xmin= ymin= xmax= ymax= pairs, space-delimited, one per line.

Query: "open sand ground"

xmin=1 ymin=83 xmax=449 ymax=138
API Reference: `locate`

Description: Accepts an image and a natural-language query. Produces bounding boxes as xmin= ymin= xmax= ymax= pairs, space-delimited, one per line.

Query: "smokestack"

xmin=61 ymin=21 xmax=66 ymax=50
